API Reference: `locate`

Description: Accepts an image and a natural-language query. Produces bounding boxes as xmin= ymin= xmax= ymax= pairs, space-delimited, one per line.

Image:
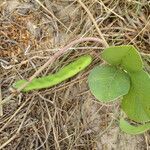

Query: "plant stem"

xmin=1 ymin=37 xmax=106 ymax=105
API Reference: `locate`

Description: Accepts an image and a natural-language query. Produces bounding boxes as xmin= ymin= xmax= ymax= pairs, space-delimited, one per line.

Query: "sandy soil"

xmin=0 ymin=0 xmax=150 ymax=149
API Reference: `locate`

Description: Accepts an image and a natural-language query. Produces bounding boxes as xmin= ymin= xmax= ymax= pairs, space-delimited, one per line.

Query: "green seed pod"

xmin=13 ymin=55 xmax=92 ymax=92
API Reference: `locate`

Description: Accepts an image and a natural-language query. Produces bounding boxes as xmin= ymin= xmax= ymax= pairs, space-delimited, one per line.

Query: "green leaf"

xmin=88 ymin=65 xmax=130 ymax=102
xmin=119 ymin=118 xmax=150 ymax=135
xmin=121 ymin=70 xmax=150 ymax=123
xmin=101 ymin=45 xmax=143 ymax=72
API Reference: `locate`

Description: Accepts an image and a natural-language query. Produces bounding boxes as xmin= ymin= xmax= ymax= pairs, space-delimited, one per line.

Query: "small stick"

xmin=35 ymin=0 xmax=71 ymax=32
xmin=0 ymin=84 xmax=3 ymax=116
xmin=0 ymin=134 xmax=18 ymax=150
xmin=77 ymin=0 xmax=109 ymax=48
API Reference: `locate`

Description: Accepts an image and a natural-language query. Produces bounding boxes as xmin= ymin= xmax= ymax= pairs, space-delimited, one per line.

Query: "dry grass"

xmin=0 ymin=0 xmax=150 ymax=149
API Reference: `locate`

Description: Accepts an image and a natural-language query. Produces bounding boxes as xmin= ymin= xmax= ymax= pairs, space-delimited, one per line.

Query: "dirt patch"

xmin=0 ymin=0 xmax=150 ymax=149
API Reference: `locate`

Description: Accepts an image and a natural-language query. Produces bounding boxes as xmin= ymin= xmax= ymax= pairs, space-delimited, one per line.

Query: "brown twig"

xmin=35 ymin=0 xmax=71 ymax=32
xmin=0 ymin=84 xmax=3 ymax=116
xmin=77 ymin=0 xmax=109 ymax=48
